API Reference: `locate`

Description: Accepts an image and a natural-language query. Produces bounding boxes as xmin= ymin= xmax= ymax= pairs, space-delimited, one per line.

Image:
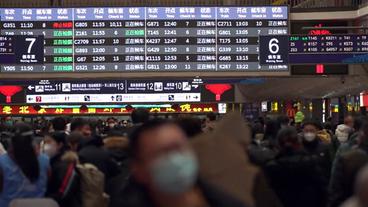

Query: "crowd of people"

xmin=0 ymin=109 xmax=368 ymax=207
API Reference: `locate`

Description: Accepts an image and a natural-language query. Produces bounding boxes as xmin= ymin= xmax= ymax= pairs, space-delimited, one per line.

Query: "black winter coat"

xmin=328 ymin=145 xmax=368 ymax=207
xmin=47 ymin=152 xmax=81 ymax=207
xmin=303 ymin=139 xmax=332 ymax=180
xmin=248 ymin=141 xmax=277 ymax=167
xmin=265 ymin=150 xmax=328 ymax=207
xmin=78 ymin=137 xmax=120 ymax=181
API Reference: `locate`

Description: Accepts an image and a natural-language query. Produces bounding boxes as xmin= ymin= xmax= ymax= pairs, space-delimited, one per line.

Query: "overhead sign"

xmin=260 ymin=34 xmax=368 ymax=64
xmin=0 ymin=7 xmax=288 ymax=72
xmin=0 ymin=79 xmax=235 ymax=104
xmin=0 ymin=104 xmax=219 ymax=115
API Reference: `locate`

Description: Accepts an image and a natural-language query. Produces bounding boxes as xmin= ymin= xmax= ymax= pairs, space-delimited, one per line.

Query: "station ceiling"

xmin=237 ymin=75 xmax=368 ymax=101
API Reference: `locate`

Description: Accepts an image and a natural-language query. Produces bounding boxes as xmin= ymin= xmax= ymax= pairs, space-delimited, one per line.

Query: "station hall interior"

xmin=0 ymin=0 xmax=368 ymax=207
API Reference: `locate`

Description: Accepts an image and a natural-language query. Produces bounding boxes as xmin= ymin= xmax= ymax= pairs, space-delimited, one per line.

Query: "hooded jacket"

xmin=329 ymin=141 xmax=368 ymax=207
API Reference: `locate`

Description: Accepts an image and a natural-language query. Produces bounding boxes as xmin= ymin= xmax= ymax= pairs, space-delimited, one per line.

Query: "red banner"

xmin=0 ymin=104 xmax=219 ymax=115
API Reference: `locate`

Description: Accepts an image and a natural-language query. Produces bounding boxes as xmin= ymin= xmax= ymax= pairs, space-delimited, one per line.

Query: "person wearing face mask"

xmin=328 ymin=118 xmax=368 ymax=207
xmin=0 ymin=123 xmax=50 ymax=207
xmin=265 ymin=127 xmax=327 ymax=207
xmin=248 ymin=122 xmax=277 ymax=167
xmin=72 ymin=118 xmax=121 ymax=186
xmin=44 ymin=132 xmax=81 ymax=207
xmin=104 ymin=117 xmax=119 ymax=134
xmin=110 ymin=119 xmax=247 ymax=207
xmin=301 ymin=120 xmax=332 ymax=176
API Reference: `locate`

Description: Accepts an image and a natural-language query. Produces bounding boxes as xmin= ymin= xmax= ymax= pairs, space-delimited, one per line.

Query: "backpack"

xmin=76 ymin=163 xmax=110 ymax=207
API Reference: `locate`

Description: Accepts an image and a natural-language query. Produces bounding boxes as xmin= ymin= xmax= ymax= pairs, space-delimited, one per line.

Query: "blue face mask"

xmin=150 ymin=151 xmax=198 ymax=195
xmin=5 ymin=120 xmax=12 ymax=126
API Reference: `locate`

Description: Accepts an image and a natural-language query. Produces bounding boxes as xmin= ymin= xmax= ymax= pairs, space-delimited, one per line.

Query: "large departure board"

xmin=0 ymin=7 xmax=288 ymax=73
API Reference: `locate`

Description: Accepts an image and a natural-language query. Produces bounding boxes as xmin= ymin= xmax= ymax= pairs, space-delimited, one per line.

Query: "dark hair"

xmin=11 ymin=123 xmax=39 ymax=183
xmin=51 ymin=117 xmax=67 ymax=131
xmin=107 ymin=117 xmax=116 ymax=123
xmin=277 ymin=115 xmax=289 ymax=126
xmin=206 ymin=112 xmax=217 ymax=122
xmin=47 ymin=131 xmax=68 ymax=151
xmin=257 ymin=117 xmax=265 ymax=127
xmin=131 ymin=108 xmax=150 ymax=124
xmin=359 ymin=119 xmax=368 ymax=144
xmin=252 ymin=122 xmax=264 ymax=138
xmin=129 ymin=119 xmax=178 ymax=160
xmin=277 ymin=127 xmax=299 ymax=151
xmin=323 ymin=122 xmax=333 ymax=131
xmin=176 ymin=117 xmax=202 ymax=138
xmin=302 ymin=119 xmax=322 ymax=130
xmin=70 ymin=118 xmax=89 ymax=132
xmin=264 ymin=119 xmax=281 ymax=140
xmin=66 ymin=132 xmax=84 ymax=146
xmin=354 ymin=116 xmax=367 ymax=131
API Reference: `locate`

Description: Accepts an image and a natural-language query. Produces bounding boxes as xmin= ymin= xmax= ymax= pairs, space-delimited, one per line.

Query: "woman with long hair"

xmin=0 ymin=123 xmax=49 ymax=207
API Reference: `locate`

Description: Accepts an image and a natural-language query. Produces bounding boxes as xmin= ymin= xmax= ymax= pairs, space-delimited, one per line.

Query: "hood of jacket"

xmin=336 ymin=124 xmax=352 ymax=143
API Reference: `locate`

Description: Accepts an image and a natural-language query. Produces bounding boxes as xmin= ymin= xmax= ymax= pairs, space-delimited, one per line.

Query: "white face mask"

xmin=44 ymin=144 xmax=58 ymax=158
xmin=304 ymin=132 xmax=317 ymax=142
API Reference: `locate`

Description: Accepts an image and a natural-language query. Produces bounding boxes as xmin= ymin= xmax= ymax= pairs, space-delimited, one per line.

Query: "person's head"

xmin=359 ymin=119 xmax=368 ymax=145
xmin=206 ymin=112 xmax=217 ymax=123
xmin=70 ymin=118 xmax=92 ymax=138
xmin=302 ymin=120 xmax=321 ymax=142
xmin=175 ymin=117 xmax=203 ymax=138
xmin=131 ymin=108 xmax=150 ymax=125
xmin=344 ymin=115 xmax=354 ymax=129
xmin=122 ymin=120 xmax=128 ymax=128
xmin=66 ymin=132 xmax=84 ymax=152
xmin=252 ymin=122 xmax=265 ymax=142
xmin=107 ymin=117 xmax=117 ymax=129
xmin=51 ymin=117 xmax=67 ymax=132
xmin=264 ymin=119 xmax=281 ymax=139
xmin=277 ymin=126 xmax=301 ymax=152
xmin=354 ymin=116 xmax=366 ymax=132
xmin=43 ymin=132 xmax=67 ymax=158
xmin=277 ymin=115 xmax=290 ymax=128
xmin=10 ymin=123 xmax=39 ymax=183
xmin=323 ymin=122 xmax=333 ymax=131
xmin=130 ymin=119 xmax=198 ymax=195
xmin=335 ymin=124 xmax=352 ymax=143
xmin=354 ymin=165 xmax=368 ymax=206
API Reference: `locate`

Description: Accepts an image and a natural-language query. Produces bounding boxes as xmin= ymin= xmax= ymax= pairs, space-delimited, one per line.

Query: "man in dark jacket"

xmin=265 ymin=127 xmax=327 ymax=207
xmin=71 ymin=118 xmax=120 ymax=181
xmin=329 ymin=118 xmax=368 ymax=207
xmin=301 ymin=119 xmax=332 ymax=179
xmin=248 ymin=122 xmax=277 ymax=167
xmin=122 ymin=108 xmax=150 ymax=138
xmin=110 ymin=119 xmax=248 ymax=207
